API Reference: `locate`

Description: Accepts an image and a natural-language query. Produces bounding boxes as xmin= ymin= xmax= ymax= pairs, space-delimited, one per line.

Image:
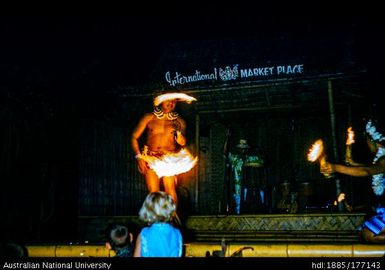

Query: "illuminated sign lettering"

xmin=165 ymin=64 xmax=304 ymax=86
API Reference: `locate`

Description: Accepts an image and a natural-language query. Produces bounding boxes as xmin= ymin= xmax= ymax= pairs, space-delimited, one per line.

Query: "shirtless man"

xmin=131 ymin=93 xmax=197 ymax=207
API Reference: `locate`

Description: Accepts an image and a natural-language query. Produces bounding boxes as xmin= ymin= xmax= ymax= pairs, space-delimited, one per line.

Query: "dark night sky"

xmin=1 ymin=15 xmax=384 ymax=91
xmin=1 ymin=14 xmax=384 ymax=121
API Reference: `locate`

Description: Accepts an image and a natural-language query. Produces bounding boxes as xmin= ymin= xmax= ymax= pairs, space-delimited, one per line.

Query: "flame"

xmin=346 ymin=127 xmax=355 ymax=145
xmin=153 ymin=93 xmax=197 ymax=107
xmin=337 ymin=193 xmax=345 ymax=202
xmin=334 ymin=193 xmax=346 ymax=206
xmin=307 ymin=139 xmax=324 ymax=162
xmin=141 ymin=148 xmax=198 ymax=178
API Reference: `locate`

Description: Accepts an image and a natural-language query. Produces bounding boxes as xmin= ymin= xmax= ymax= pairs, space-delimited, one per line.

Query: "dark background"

xmin=1 ymin=14 xmax=385 ymax=244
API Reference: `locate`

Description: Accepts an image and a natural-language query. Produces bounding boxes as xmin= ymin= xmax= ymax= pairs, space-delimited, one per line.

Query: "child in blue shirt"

xmin=133 ymin=191 xmax=183 ymax=257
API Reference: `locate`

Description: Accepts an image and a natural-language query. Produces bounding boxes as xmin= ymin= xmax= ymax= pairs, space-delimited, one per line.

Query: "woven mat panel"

xmin=185 ymin=214 xmax=365 ymax=231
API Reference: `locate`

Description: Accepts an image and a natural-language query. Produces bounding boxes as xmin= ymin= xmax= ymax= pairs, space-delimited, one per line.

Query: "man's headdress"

xmin=236 ymin=139 xmax=250 ymax=149
xmin=365 ymin=119 xmax=385 ymax=142
xmin=153 ymin=92 xmax=197 ymax=107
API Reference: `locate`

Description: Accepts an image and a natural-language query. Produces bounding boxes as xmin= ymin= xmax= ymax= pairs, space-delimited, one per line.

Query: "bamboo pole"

xmin=327 ymin=80 xmax=343 ymax=212
xmin=195 ymin=113 xmax=200 ymax=213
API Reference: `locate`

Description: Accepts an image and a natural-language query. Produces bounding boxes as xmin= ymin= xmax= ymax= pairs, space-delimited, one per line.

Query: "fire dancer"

xmin=321 ymin=118 xmax=385 ymax=243
xmin=131 ymin=92 xmax=197 ymax=208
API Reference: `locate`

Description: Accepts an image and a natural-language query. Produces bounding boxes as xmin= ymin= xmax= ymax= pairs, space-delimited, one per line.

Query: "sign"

xmin=164 ymin=64 xmax=304 ymax=87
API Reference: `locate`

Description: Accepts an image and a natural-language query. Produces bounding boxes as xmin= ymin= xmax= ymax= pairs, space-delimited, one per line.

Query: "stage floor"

xmin=78 ymin=213 xmax=366 ymax=243
xmin=23 ymin=213 xmax=385 ymax=257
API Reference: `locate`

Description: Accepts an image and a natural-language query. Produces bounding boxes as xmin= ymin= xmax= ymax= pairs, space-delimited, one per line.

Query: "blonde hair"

xmin=138 ymin=191 xmax=176 ymax=224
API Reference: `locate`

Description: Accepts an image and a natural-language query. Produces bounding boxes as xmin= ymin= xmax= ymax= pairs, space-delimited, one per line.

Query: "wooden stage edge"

xmin=25 ymin=243 xmax=385 ymax=257
xmin=25 ymin=213 xmax=376 ymax=257
xmin=78 ymin=213 xmax=367 ymax=243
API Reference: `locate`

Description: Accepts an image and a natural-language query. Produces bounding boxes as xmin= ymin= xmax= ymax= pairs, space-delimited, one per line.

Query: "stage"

xmin=78 ymin=213 xmax=366 ymax=243
xmin=23 ymin=213 xmax=385 ymax=257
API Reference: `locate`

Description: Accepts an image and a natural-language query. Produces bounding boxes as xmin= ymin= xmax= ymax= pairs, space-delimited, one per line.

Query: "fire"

xmin=345 ymin=127 xmax=355 ymax=165
xmin=307 ymin=139 xmax=324 ymax=162
xmin=141 ymin=148 xmax=198 ymax=178
xmin=346 ymin=127 xmax=355 ymax=145
xmin=337 ymin=193 xmax=345 ymax=202
xmin=153 ymin=93 xmax=197 ymax=107
xmin=307 ymin=139 xmax=332 ymax=178
xmin=334 ymin=193 xmax=346 ymax=206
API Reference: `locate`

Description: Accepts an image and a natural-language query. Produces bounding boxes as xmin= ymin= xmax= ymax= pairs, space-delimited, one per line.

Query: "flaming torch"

xmin=345 ymin=127 xmax=355 ymax=165
xmin=334 ymin=193 xmax=345 ymax=206
xmin=307 ymin=139 xmax=332 ymax=178
xmin=334 ymin=192 xmax=353 ymax=212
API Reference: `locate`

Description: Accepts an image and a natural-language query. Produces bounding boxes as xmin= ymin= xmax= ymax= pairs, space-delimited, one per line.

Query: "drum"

xmin=297 ymin=182 xmax=315 ymax=212
xmin=279 ymin=182 xmax=291 ymax=195
xmin=245 ymin=155 xmax=264 ymax=168
xmin=298 ymin=182 xmax=314 ymax=197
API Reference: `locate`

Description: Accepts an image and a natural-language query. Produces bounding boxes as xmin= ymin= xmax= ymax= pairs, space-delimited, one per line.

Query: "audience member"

xmin=105 ymin=223 xmax=134 ymax=257
xmin=133 ymin=191 xmax=183 ymax=257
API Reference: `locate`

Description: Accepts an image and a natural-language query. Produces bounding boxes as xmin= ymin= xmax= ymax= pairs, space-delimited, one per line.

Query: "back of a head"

xmin=138 ymin=191 xmax=176 ymax=224
xmin=106 ymin=224 xmax=129 ymax=249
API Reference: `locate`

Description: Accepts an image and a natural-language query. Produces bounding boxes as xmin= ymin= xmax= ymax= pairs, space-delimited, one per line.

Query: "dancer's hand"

xmin=137 ymin=158 xmax=149 ymax=174
xmin=320 ymin=161 xmax=334 ymax=175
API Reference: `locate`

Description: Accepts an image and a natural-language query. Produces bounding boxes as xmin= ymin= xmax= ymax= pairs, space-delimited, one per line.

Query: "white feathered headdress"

xmin=366 ymin=119 xmax=385 ymax=142
xmin=153 ymin=92 xmax=197 ymax=107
